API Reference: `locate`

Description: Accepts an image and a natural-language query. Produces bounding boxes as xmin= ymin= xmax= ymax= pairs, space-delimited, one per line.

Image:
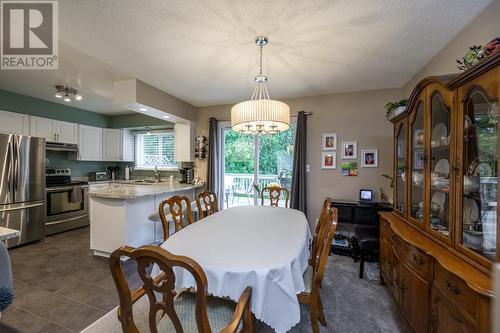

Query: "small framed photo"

xmin=341 ymin=141 xmax=357 ymax=159
xmin=321 ymin=151 xmax=336 ymax=169
xmin=361 ymin=149 xmax=378 ymax=168
xmin=322 ymin=133 xmax=337 ymax=151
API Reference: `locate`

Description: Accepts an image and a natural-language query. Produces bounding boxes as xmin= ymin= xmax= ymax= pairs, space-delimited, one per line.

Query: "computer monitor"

xmin=359 ymin=189 xmax=373 ymax=202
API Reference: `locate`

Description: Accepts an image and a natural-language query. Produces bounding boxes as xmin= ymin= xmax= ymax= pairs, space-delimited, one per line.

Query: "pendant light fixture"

xmin=231 ymin=36 xmax=290 ymax=135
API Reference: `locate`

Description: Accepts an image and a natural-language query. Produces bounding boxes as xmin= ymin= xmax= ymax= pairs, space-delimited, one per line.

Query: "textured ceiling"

xmin=0 ymin=0 xmax=492 ymax=112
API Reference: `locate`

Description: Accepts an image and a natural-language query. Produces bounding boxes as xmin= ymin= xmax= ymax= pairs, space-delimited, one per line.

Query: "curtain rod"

xmin=209 ymin=111 xmax=312 ymax=122
xmin=291 ymin=111 xmax=313 ymax=116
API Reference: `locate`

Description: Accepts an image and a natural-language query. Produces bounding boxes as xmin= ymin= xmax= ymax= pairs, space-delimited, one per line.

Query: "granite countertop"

xmin=0 ymin=227 xmax=20 ymax=241
xmin=88 ymin=181 xmax=204 ymax=199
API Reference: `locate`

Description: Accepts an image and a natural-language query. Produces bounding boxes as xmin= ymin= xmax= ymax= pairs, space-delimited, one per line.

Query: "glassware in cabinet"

xmin=460 ymin=87 xmax=498 ymax=260
xmin=395 ymin=120 xmax=407 ymax=214
xmin=409 ymin=100 xmax=426 ymax=225
xmin=428 ymin=89 xmax=453 ymax=240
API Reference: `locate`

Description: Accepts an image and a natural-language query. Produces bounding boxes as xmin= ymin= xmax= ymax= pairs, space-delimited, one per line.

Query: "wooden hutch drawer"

xmin=434 ymin=263 xmax=477 ymax=320
xmin=392 ymin=235 xmax=431 ymax=275
xmin=381 ymin=219 xmax=391 ymax=238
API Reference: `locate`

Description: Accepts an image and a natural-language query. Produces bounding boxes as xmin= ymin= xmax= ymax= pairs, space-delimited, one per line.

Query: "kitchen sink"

xmin=123 ymin=179 xmax=165 ymax=185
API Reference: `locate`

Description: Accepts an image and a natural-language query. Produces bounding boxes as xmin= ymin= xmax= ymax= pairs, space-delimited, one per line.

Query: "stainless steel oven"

xmin=45 ymin=169 xmax=89 ymax=235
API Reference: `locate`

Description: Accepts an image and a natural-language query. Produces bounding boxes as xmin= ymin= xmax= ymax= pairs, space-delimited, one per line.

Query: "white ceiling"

xmin=0 ymin=41 xmax=132 ymax=114
xmin=0 ymin=0 xmax=493 ymax=112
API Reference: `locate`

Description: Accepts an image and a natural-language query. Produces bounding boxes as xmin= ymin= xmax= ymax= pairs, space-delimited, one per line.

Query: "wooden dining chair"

xmin=309 ymin=197 xmax=332 ymax=268
xmin=260 ymin=185 xmax=290 ymax=208
xmin=298 ymin=207 xmax=338 ymax=333
xmin=110 ymin=245 xmax=254 ymax=333
xmin=159 ymin=196 xmax=194 ymax=239
xmin=196 ymin=190 xmax=219 ymax=218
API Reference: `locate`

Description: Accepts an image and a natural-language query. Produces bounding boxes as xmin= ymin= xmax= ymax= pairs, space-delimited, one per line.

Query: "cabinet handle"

xmin=54 ymin=133 xmax=57 ymax=141
xmin=411 ymin=253 xmax=424 ymax=266
xmin=445 ymin=279 xmax=461 ymax=295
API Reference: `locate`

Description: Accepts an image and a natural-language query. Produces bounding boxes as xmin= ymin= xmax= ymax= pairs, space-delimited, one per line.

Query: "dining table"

xmin=156 ymin=205 xmax=311 ymax=333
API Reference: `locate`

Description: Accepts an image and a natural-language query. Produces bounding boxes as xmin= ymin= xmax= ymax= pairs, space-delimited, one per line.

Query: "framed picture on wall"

xmin=361 ymin=149 xmax=378 ymax=168
xmin=322 ymin=133 xmax=337 ymax=151
xmin=341 ymin=141 xmax=357 ymax=159
xmin=321 ymin=151 xmax=336 ymax=169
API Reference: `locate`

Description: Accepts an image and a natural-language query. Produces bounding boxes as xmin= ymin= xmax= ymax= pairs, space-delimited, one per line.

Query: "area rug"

xmin=364 ymin=261 xmax=380 ymax=281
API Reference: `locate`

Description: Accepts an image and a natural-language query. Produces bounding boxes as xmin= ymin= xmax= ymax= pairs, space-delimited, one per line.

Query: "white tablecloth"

xmin=156 ymin=206 xmax=311 ymax=332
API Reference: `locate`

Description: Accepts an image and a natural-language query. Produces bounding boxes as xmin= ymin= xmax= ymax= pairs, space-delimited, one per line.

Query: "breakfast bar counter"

xmin=88 ymin=181 xmax=203 ymax=199
xmin=88 ymin=182 xmax=204 ymax=257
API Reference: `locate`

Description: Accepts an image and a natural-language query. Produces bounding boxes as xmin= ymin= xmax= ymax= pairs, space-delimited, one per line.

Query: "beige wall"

xmin=403 ymin=0 xmax=500 ymax=95
xmin=196 ymin=89 xmax=403 ymax=222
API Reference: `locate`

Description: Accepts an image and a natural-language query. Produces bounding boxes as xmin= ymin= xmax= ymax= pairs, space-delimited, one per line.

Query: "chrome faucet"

xmin=154 ymin=166 xmax=161 ymax=183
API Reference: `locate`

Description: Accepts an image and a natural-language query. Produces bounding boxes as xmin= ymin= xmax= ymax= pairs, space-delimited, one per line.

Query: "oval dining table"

xmin=157 ymin=205 xmax=311 ymax=333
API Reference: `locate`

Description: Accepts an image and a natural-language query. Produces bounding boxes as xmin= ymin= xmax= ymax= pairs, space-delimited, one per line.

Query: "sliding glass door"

xmin=219 ymin=121 xmax=296 ymax=209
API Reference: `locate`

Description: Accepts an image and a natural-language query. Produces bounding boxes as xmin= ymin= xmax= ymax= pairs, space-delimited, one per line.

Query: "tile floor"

xmin=1 ymin=226 xmax=402 ymax=332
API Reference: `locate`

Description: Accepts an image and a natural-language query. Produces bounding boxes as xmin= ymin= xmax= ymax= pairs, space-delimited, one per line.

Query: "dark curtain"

xmin=207 ymin=118 xmax=219 ymax=196
xmin=291 ymin=111 xmax=307 ymax=215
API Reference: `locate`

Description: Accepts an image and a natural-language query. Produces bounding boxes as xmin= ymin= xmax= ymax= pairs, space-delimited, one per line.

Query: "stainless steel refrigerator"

xmin=0 ymin=133 xmax=45 ymax=248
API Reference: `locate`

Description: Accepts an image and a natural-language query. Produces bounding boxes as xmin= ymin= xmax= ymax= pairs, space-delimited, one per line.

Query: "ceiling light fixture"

xmin=162 ymin=115 xmax=170 ymax=119
xmin=231 ymin=36 xmax=290 ymax=135
xmin=139 ymin=107 xmax=148 ymax=112
xmin=54 ymin=85 xmax=82 ymax=102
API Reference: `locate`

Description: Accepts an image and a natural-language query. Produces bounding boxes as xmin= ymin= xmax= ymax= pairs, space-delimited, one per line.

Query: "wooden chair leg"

xmin=359 ymin=251 xmax=365 ymax=279
xmin=318 ymin=295 xmax=327 ymax=326
xmin=310 ymin=305 xmax=320 ymax=333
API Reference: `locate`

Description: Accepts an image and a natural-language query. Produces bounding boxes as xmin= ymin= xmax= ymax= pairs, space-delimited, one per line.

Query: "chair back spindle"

xmin=260 ymin=186 xmax=290 ymax=208
xmin=196 ymin=191 xmax=219 ymax=218
xmin=159 ymin=196 xmax=194 ymax=239
xmin=110 ymin=245 xmax=212 ymax=333
xmin=310 ymin=197 xmax=332 ymax=268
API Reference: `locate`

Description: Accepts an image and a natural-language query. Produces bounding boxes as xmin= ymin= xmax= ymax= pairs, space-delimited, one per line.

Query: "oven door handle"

xmin=0 ymin=201 xmax=44 ymax=213
xmin=45 ymin=214 xmax=89 ymax=226
xmin=46 ymin=185 xmax=88 ymax=192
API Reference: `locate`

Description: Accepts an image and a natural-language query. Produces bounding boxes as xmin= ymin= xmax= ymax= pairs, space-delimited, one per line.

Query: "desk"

xmin=331 ymin=200 xmax=392 ymax=256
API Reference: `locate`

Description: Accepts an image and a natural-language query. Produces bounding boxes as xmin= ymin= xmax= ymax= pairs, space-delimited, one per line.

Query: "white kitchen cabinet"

xmin=122 ymin=129 xmax=134 ymax=162
xmin=103 ymin=128 xmax=122 ymax=161
xmin=56 ymin=121 xmax=78 ymax=144
xmin=78 ymin=124 xmax=102 ymax=160
xmin=30 ymin=116 xmax=55 ymax=141
xmin=30 ymin=116 xmax=78 ymax=144
xmin=0 ymin=110 xmax=30 ymax=135
xmin=174 ymin=121 xmax=195 ymax=162
xmin=102 ymin=128 xmax=134 ymax=162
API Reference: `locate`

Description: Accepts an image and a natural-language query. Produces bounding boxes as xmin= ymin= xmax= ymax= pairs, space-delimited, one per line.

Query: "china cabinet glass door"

xmin=395 ymin=120 xmax=407 ymax=214
xmin=409 ymin=100 xmax=426 ymax=225
xmin=460 ymin=87 xmax=498 ymax=260
xmin=428 ymin=89 xmax=452 ymax=240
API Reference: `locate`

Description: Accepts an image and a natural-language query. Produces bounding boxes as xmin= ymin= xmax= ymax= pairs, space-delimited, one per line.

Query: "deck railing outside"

xmin=223 ymin=173 xmax=292 ymax=208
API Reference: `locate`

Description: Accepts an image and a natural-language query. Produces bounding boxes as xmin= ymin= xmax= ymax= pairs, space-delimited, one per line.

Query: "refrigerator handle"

xmin=7 ymin=138 xmax=13 ymax=195
xmin=13 ymin=136 xmax=19 ymax=193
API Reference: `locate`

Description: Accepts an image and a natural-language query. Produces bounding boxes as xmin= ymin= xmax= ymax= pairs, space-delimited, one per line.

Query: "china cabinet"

xmin=381 ymin=52 xmax=500 ymax=333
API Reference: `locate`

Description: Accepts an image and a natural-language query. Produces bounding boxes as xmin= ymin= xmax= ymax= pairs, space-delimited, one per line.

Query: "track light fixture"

xmin=54 ymin=85 xmax=82 ymax=102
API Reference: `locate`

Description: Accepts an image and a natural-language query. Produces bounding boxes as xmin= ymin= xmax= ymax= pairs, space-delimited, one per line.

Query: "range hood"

xmin=46 ymin=142 xmax=78 ymax=152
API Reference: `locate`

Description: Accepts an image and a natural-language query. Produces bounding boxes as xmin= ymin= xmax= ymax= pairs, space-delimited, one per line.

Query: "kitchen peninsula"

xmin=88 ymin=181 xmax=203 ymax=257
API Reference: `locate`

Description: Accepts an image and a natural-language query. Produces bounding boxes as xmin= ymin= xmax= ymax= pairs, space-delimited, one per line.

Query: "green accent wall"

xmin=109 ymin=113 xmax=173 ymax=128
xmin=0 ymin=89 xmax=110 ymax=127
xmin=1 ymin=89 xmax=179 ymax=179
